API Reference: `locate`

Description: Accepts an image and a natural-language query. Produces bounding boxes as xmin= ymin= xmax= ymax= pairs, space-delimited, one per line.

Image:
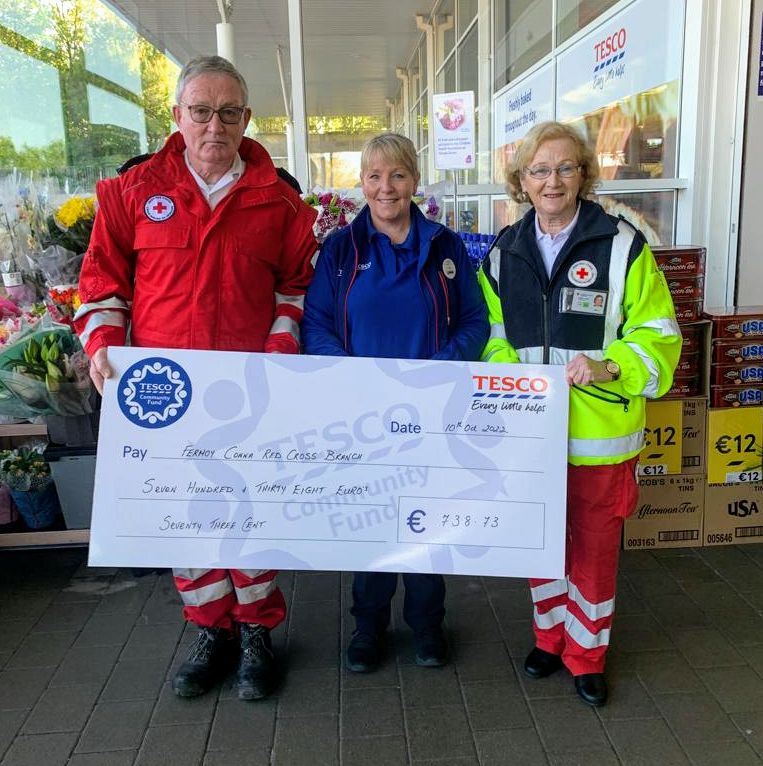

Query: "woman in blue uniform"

xmin=302 ymin=133 xmax=488 ymax=672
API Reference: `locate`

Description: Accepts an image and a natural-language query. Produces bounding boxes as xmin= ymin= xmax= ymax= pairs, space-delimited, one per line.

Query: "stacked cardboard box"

xmin=703 ymin=401 xmax=763 ymax=545
xmin=624 ymin=398 xmax=707 ymax=549
xmin=653 ymin=246 xmax=707 ymax=398
xmin=703 ymin=306 xmax=763 ymax=408
xmin=700 ymin=307 xmax=763 ymax=544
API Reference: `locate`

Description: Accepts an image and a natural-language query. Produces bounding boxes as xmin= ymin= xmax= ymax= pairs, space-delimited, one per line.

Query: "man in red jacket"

xmin=75 ymin=55 xmax=317 ymax=701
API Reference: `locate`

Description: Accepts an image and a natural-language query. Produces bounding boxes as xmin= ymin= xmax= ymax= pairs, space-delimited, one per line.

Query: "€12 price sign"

xmin=707 ymin=406 xmax=763 ymax=484
xmin=638 ymin=399 xmax=683 ymax=476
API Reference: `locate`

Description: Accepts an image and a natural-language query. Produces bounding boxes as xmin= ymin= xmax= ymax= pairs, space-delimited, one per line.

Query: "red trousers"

xmin=172 ymin=568 xmax=286 ymax=631
xmin=529 ymin=457 xmax=639 ymax=675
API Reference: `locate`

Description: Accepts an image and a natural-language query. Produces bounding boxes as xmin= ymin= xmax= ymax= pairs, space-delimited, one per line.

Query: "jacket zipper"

xmin=422 ymin=272 xmax=440 ymax=353
xmin=572 ymin=383 xmax=630 ymax=412
xmin=342 ymin=227 xmax=361 ymax=353
xmin=542 ymin=292 xmax=550 ymax=364
xmin=437 ymin=272 xmax=451 ymax=327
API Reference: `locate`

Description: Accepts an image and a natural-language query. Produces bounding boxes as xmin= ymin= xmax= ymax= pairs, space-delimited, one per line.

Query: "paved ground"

xmin=3 ymin=545 xmax=763 ymax=765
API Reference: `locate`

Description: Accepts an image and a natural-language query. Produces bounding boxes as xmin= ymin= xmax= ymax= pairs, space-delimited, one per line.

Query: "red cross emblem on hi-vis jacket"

xmin=568 ymin=260 xmax=597 ymax=287
xmin=144 ymin=195 xmax=175 ymax=222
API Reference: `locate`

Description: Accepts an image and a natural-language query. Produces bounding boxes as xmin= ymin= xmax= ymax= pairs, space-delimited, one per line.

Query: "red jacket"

xmin=75 ymin=133 xmax=317 ymax=356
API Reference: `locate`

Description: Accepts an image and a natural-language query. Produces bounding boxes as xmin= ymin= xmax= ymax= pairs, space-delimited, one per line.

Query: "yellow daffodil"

xmin=54 ymin=196 xmax=95 ymax=230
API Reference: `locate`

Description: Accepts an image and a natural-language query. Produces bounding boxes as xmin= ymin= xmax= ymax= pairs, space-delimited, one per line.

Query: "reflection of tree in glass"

xmin=0 ymin=0 xmax=177 ymax=180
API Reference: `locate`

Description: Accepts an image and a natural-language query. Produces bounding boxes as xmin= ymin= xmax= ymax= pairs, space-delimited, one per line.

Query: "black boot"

xmin=172 ymin=626 xmax=235 ymax=698
xmin=236 ymin=623 xmax=276 ymax=701
xmin=413 ymin=627 xmax=448 ymax=668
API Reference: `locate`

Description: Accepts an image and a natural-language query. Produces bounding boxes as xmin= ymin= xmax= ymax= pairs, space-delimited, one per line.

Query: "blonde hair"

xmin=360 ymin=133 xmax=420 ymax=182
xmin=506 ymin=121 xmax=600 ymax=203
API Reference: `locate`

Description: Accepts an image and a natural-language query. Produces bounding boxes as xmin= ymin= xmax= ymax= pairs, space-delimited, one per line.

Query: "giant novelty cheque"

xmin=89 ymin=349 xmax=569 ymax=579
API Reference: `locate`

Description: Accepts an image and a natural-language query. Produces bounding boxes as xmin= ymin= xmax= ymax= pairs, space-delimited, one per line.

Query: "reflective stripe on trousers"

xmin=173 ymin=568 xmax=286 ymax=631
xmin=528 ymin=457 xmax=639 ymax=675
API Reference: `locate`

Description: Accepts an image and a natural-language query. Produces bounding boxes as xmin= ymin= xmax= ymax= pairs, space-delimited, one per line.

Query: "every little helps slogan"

xmin=89 ymin=350 xmax=569 ymax=578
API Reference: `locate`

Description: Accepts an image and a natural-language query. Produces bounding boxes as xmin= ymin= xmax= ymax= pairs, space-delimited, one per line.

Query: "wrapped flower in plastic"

xmin=43 ymin=195 xmax=95 ymax=255
xmin=0 ymin=447 xmax=61 ymax=529
xmin=0 ymin=204 xmax=39 ymax=307
xmin=413 ymin=180 xmax=450 ymax=224
xmin=29 ymin=195 xmax=93 ymax=325
xmin=304 ymin=191 xmax=359 ymax=244
xmin=0 ymin=320 xmax=94 ymax=418
xmin=414 ymin=194 xmax=441 ymax=222
xmin=0 ymin=446 xmax=52 ymax=493
xmin=47 ymin=284 xmax=81 ymax=325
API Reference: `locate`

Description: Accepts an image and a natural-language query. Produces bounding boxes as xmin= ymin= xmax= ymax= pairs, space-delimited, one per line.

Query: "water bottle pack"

xmin=458 ymin=232 xmax=496 ymax=270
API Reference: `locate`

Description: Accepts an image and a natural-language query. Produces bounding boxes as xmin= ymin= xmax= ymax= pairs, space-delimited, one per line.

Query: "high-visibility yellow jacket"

xmin=478 ymin=200 xmax=681 ymax=466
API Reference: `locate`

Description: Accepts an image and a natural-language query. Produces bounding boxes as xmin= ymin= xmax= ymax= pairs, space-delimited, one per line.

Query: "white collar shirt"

xmin=184 ymin=151 xmax=245 ymax=210
xmin=534 ymin=204 xmax=581 ymax=276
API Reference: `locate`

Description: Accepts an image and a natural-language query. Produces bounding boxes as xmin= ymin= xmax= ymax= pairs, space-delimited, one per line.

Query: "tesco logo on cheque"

xmin=472 ymin=374 xmax=549 ymax=399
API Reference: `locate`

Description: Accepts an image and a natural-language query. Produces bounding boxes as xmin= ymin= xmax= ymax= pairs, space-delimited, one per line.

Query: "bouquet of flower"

xmin=413 ymin=194 xmax=441 ymax=222
xmin=0 ymin=446 xmax=61 ymax=529
xmin=304 ymin=190 xmax=359 ymax=244
xmin=0 ymin=446 xmax=52 ymax=492
xmin=0 ymin=204 xmax=39 ymax=307
xmin=46 ymin=285 xmax=81 ymax=324
xmin=38 ymin=196 xmax=95 ymax=256
xmin=0 ymin=321 xmax=93 ymax=417
xmin=0 ymin=177 xmax=53 ymax=307
xmin=0 ymin=305 xmax=46 ymax=349
xmin=32 ymin=195 xmax=94 ymax=325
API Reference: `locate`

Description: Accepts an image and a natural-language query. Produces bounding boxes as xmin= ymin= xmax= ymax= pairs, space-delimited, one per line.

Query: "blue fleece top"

xmin=346 ymin=213 xmax=431 ymax=358
xmin=303 ymin=204 xmax=488 ymax=361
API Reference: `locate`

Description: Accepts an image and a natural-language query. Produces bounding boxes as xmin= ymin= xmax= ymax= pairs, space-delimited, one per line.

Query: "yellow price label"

xmin=639 ymin=399 xmax=683 ymax=475
xmin=707 ymin=406 xmax=763 ymax=484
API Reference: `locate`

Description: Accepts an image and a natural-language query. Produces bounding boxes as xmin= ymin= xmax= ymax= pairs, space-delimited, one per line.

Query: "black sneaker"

xmin=346 ymin=631 xmax=381 ymax=673
xmin=236 ymin=623 xmax=276 ymax=701
xmin=413 ymin=627 xmax=448 ymax=667
xmin=172 ymin=626 xmax=235 ymax=698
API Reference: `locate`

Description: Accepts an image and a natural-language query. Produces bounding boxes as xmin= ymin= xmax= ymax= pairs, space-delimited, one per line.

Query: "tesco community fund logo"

xmin=118 ymin=357 xmax=192 ymax=428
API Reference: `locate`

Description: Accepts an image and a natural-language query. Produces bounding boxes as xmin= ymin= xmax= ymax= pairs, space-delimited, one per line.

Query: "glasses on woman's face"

xmin=523 ymin=163 xmax=581 ymax=180
xmin=180 ymin=103 xmax=246 ymax=124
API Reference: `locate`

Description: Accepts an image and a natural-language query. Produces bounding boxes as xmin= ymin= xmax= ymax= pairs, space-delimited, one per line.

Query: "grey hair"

xmin=175 ymin=55 xmax=249 ymax=105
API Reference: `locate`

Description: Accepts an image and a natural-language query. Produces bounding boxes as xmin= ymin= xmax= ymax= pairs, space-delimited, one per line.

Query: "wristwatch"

xmin=603 ymin=359 xmax=620 ymax=381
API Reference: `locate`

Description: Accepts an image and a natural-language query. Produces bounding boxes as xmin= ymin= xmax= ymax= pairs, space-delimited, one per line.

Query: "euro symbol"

xmin=406 ymin=509 xmax=426 ymax=534
xmin=715 ymin=435 xmax=731 ymax=454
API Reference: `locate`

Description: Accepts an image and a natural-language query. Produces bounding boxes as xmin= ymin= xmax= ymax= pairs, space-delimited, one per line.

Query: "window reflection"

xmin=594 ymin=191 xmax=675 ymax=246
xmin=565 ymin=81 xmax=679 ymax=180
xmin=438 ymin=53 xmax=456 ymax=93
xmin=457 ymin=0 xmax=478 ymax=37
xmin=493 ymin=0 xmax=553 ymax=92
xmin=0 ymin=0 xmax=178 ymax=190
xmin=438 ymin=0 xmax=456 ymax=59
xmin=493 ymin=191 xmax=675 ymax=246
xmin=458 ymin=24 xmax=478 ymax=96
xmin=557 ymin=0 xmax=621 ymax=45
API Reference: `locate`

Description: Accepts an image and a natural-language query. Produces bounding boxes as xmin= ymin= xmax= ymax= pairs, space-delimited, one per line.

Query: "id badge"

xmin=559 ymin=287 xmax=607 ymax=315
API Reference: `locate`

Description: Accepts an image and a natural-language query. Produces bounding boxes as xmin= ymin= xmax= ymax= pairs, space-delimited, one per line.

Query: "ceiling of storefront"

xmin=107 ymin=0 xmax=436 ymax=118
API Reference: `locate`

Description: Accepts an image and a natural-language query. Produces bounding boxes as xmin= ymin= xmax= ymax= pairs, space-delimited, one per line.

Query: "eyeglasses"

xmin=179 ymin=103 xmax=247 ymax=125
xmin=523 ymin=163 xmax=581 ymax=180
